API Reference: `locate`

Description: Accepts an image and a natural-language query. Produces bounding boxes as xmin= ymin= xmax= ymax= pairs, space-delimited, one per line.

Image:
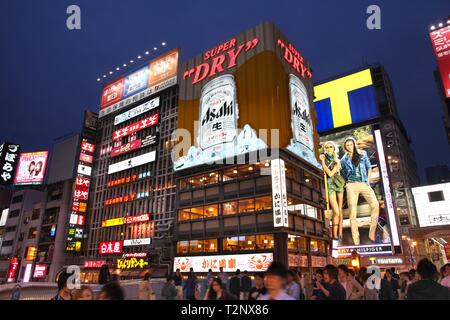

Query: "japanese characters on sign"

xmin=100 ymin=78 xmax=124 ymax=110
xmin=13 ymin=151 xmax=48 ymax=185
xmin=112 ymin=114 xmax=159 ymax=141
xmin=124 ymin=213 xmax=150 ymax=224
xmin=173 ymin=253 xmax=274 ymax=273
xmin=114 ymin=96 xmax=160 ymax=126
xmin=7 ymin=258 xmax=19 ymax=282
xmin=99 ymin=241 xmax=123 ymax=255
xmin=107 ymin=151 xmax=156 ymax=174
xmin=104 ymin=193 xmax=137 ymax=206
xmin=271 ymin=158 xmax=289 ymax=228
xmin=429 ymin=25 xmax=450 ymax=97
xmin=33 ymin=264 xmax=47 ymax=279
xmin=0 ymin=142 xmax=20 ymax=185
xmin=123 ymin=237 xmax=151 ymax=246
xmin=123 ymin=252 xmax=147 ymax=258
xmin=412 ymin=182 xmax=450 ymax=228
xmin=107 ymin=174 xmax=138 ymax=187
xmin=102 ymin=217 xmax=125 ymax=227
xmin=84 ymin=260 xmax=107 ymax=268
xmin=110 ymin=140 xmax=142 ymax=158
xmin=117 ymin=257 xmax=149 ymax=269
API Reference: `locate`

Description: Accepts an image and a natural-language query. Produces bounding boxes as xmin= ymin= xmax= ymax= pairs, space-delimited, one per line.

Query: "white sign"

xmin=77 ymin=164 xmax=92 ymax=176
xmin=0 ymin=208 xmax=8 ymax=226
xmin=412 ymin=182 xmax=450 ymax=227
xmin=108 ymin=151 xmax=156 ymax=174
xmin=123 ymin=238 xmax=151 ymax=246
xmin=173 ymin=253 xmax=274 ymax=273
xmin=114 ymin=96 xmax=160 ymax=125
xmin=23 ymin=263 xmax=33 ymax=283
xmin=271 ymin=158 xmax=288 ymax=227
xmin=374 ymin=130 xmax=400 ymax=247
xmin=369 ymin=257 xmax=404 ymax=265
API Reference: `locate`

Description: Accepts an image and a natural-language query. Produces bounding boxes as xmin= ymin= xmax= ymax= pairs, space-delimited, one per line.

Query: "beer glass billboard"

xmin=320 ymin=125 xmax=394 ymax=256
xmin=173 ymin=22 xmax=321 ymax=171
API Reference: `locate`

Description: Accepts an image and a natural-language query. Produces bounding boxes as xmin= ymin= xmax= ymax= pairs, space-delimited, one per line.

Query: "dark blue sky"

xmin=1 ymin=0 xmax=449 ymax=183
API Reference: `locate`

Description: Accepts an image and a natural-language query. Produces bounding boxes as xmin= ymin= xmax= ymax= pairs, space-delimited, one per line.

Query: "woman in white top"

xmin=338 ymin=265 xmax=364 ymax=300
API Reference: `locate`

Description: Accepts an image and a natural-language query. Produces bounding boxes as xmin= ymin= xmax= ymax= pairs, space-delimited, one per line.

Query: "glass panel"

xmin=204 ymin=205 xmax=219 ymax=218
xmin=239 ymin=235 xmax=256 ymax=251
xmin=190 ymin=206 xmax=204 ymax=220
xmin=223 ymin=201 xmax=238 ymax=215
xmin=189 ymin=240 xmax=203 ymax=253
xmin=178 ymin=209 xmax=191 ymax=221
xmin=204 ymin=239 xmax=218 ymax=253
xmin=223 ymin=236 xmax=241 ymax=252
xmin=256 ymin=234 xmax=274 ymax=250
xmin=177 ymin=241 xmax=189 ymax=254
xmin=223 ymin=167 xmax=238 ymax=182
xmin=188 ymin=172 xmax=220 ymax=188
xmin=239 ymin=198 xmax=255 ymax=213
xmin=255 ymin=196 xmax=272 ymax=212
xmin=310 ymin=239 xmax=319 ymax=252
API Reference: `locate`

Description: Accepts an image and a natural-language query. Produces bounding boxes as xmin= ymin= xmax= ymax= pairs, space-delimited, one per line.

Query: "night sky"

xmin=1 ymin=0 xmax=449 ymax=183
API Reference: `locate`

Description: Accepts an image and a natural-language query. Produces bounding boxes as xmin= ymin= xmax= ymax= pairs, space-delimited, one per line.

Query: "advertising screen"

xmin=173 ymin=22 xmax=321 ymax=171
xmin=173 ymin=253 xmax=274 ymax=273
xmin=313 ymin=69 xmax=379 ymax=133
xmin=412 ymin=182 xmax=450 ymax=227
xmin=99 ymin=49 xmax=179 ymax=118
xmin=14 ymin=151 xmax=48 ymax=185
xmin=320 ymin=125 xmax=398 ymax=256
xmin=430 ymin=25 xmax=450 ymax=97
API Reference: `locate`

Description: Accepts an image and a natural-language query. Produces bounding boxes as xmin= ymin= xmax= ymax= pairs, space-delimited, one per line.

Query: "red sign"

xmin=430 ymin=26 xmax=450 ymax=97
xmin=33 ymin=264 xmax=47 ymax=279
xmin=124 ymin=252 xmax=147 ymax=258
xmin=105 ymin=193 xmax=137 ymax=206
xmin=73 ymin=186 xmax=89 ymax=200
xmin=110 ymin=140 xmax=142 ymax=157
xmin=81 ymin=141 xmax=95 ymax=153
xmin=84 ymin=260 xmax=107 ymax=268
xmin=183 ymin=37 xmax=259 ymax=85
xmin=100 ymin=78 xmax=124 ymax=109
xmin=124 ymin=213 xmax=150 ymax=224
xmin=7 ymin=258 xmax=19 ymax=282
xmin=80 ymin=153 xmax=94 ymax=164
xmin=277 ymin=39 xmax=312 ymax=79
xmin=75 ymin=176 xmax=90 ymax=188
xmin=99 ymin=241 xmax=123 ymax=255
xmin=112 ymin=114 xmax=159 ymax=141
xmin=107 ymin=174 xmax=138 ymax=188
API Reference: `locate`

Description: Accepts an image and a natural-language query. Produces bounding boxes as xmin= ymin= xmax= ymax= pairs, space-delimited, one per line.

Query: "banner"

xmin=14 ymin=151 xmax=48 ymax=185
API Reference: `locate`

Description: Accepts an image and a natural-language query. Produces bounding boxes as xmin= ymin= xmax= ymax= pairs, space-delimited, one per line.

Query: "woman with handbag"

xmin=320 ymin=141 xmax=345 ymax=242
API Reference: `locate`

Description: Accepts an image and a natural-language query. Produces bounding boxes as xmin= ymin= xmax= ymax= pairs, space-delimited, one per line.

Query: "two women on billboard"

xmin=320 ymin=126 xmax=385 ymax=247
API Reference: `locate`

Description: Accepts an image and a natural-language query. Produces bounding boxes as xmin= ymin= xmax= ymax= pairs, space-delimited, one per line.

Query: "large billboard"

xmin=0 ymin=142 xmax=21 ymax=185
xmin=173 ymin=22 xmax=321 ymax=171
xmin=430 ymin=25 xmax=450 ymax=97
xmin=99 ymin=49 xmax=179 ymax=118
xmin=320 ymin=125 xmax=399 ymax=256
xmin=313 ymin=69 xmax=379 ymax=133
xmin=412 ymin=182 xmax=450 ymax=227
xmin=14 ymin=151 xmax=48 ymax=185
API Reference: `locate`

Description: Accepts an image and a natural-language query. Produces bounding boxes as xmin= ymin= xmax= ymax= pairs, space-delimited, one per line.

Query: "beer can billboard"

xmin=173 ymin=22 xmax=321 ymax=171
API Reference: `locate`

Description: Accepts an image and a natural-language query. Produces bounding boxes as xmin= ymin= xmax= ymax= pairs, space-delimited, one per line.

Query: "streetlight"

xmin=351 ymin=250 xmax=360 ymax=271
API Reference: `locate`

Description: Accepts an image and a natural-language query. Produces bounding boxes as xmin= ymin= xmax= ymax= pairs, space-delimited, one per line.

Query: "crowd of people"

xmin=48 ymin=259 xmax=450 ymax=300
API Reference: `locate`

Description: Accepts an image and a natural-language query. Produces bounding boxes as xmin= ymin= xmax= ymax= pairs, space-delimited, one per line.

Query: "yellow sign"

xmin=117 ymin=257 xmax=148 ymax=269
xmin=25 ymin=246 xmax=37 ymax=261
xmin=102 ymin=217 xmax=124 ymax=227
xmin=314 ymin=69 xmax=374 ymax=130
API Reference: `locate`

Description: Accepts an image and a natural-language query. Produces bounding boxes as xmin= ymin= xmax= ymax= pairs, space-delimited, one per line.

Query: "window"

xmin=239 ymin=235 xmax=256 ymax=251
xmin=239 ymin=198 xmax=255 ymax=213
xmin=32 ymin=209 xmax=40 ymax=220
xmin=255 ymin=196 xmax=272 ymax=212
xmin=9 ymin=209 xmax=20 ymax=218
xmin=181 ymin=172 xmax=219 ymax=189
xmin=178 ymin=209 xmax=191 ymax=221
xmin=255 ymin=234 xmax=274 ymax=250
xmin=176 ymin=241 xmax=189 ymax=254
xmin=5 ymin=226 xmax=16 ymax=233
xmin=190 ymin=206 xmax=204 ymax=220
xmin=204 ymin=205 xmax=219 ymax=218
xmin=28 ymin=227 xmax=38 ymax=239
xmin=223 ymin=236 xmax=241 ymax=252
xmin=189 ymin=240 xmax=203 ymax=253
xmin=428 ymin=191 xmax=444 ymax=202
xmin=288 ymin=235 xmax=307 ymax=252
xmin=222 ymin=201 xmax=238 ymax=215
xmin=12 ymin=195 xmax=23 ymax=204
xmin=204 ymin=239 xmax=218 ymax=253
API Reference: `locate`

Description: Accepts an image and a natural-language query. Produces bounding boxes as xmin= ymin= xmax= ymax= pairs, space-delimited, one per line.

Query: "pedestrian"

xmin=390 ymin=267 xmax=400 ymax=280
xmin=248 ymin=273 xmax=267 ymax=300
xmin=316 ymin=264 xmax=346 ymax=300
xmin=161 ymin=276 xmax=178 ymax=300
xmin=285 ymin=270 xmax=301 ymax=300
xmin=310 ymin=269 xmax=326 ymax=300
xmin=385 ymin=269 xmax=400 ymax=299
xmin=138 ymin=272 xmax=152 ymax=300
xmin=409 ymin=268 xmax=419 ymax=284
xmin=98 ymin=263 xmax=111 ymax=285
xmin=173 ymin=268 xmax=183 ymax=300
xmin=303 ymin=273 xmax=314 ymax=300
xmin=399 ymin=272 xmax=411 ymax=300
xmin=72 ymin=286 xmax=94 ymax=300
xmin=229 ymin=269 xmax=241 ymax=299
xmin=183 ymin=272 xmax=197 ymax=300
xmin=337 ymin=265 xmax=364 ymax=300
xmin=218 ymin=267 xmax=229 ymax=289
xmin=439 ymin=263 xmax=450 ymax=288
xmin=51 ymin=271 xmax=72 ymax=300
xmin=10 ymin=283 xmax=21 ymax=300
xmin=407 ymin=259 xmax=450 ymax=300
xmin=98 ymin=282 xmax=125 ymax=300
xmin=202 ymin=269 xmax=214 ymax=299
xmin=240 ymin=270 xmax=252 ymax=300
xmin=205 ymin=277 xmax=238 ymax=300
xmin=257 ymin=262 xmax=295 ymax=300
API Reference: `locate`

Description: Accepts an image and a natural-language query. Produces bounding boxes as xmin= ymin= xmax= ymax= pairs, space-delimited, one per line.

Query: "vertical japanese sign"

xmin=7 ymin=257 xmax=19 ymax=283
xmin=430 ymin=25 xmax=450 ymax=97
xmin=271 ymin=158 xmax=288 ymax=227
xmin=0 ymin=142 xmax=21 ymax=185
xmin=66 ymin=111 xmax=98 ymax=253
